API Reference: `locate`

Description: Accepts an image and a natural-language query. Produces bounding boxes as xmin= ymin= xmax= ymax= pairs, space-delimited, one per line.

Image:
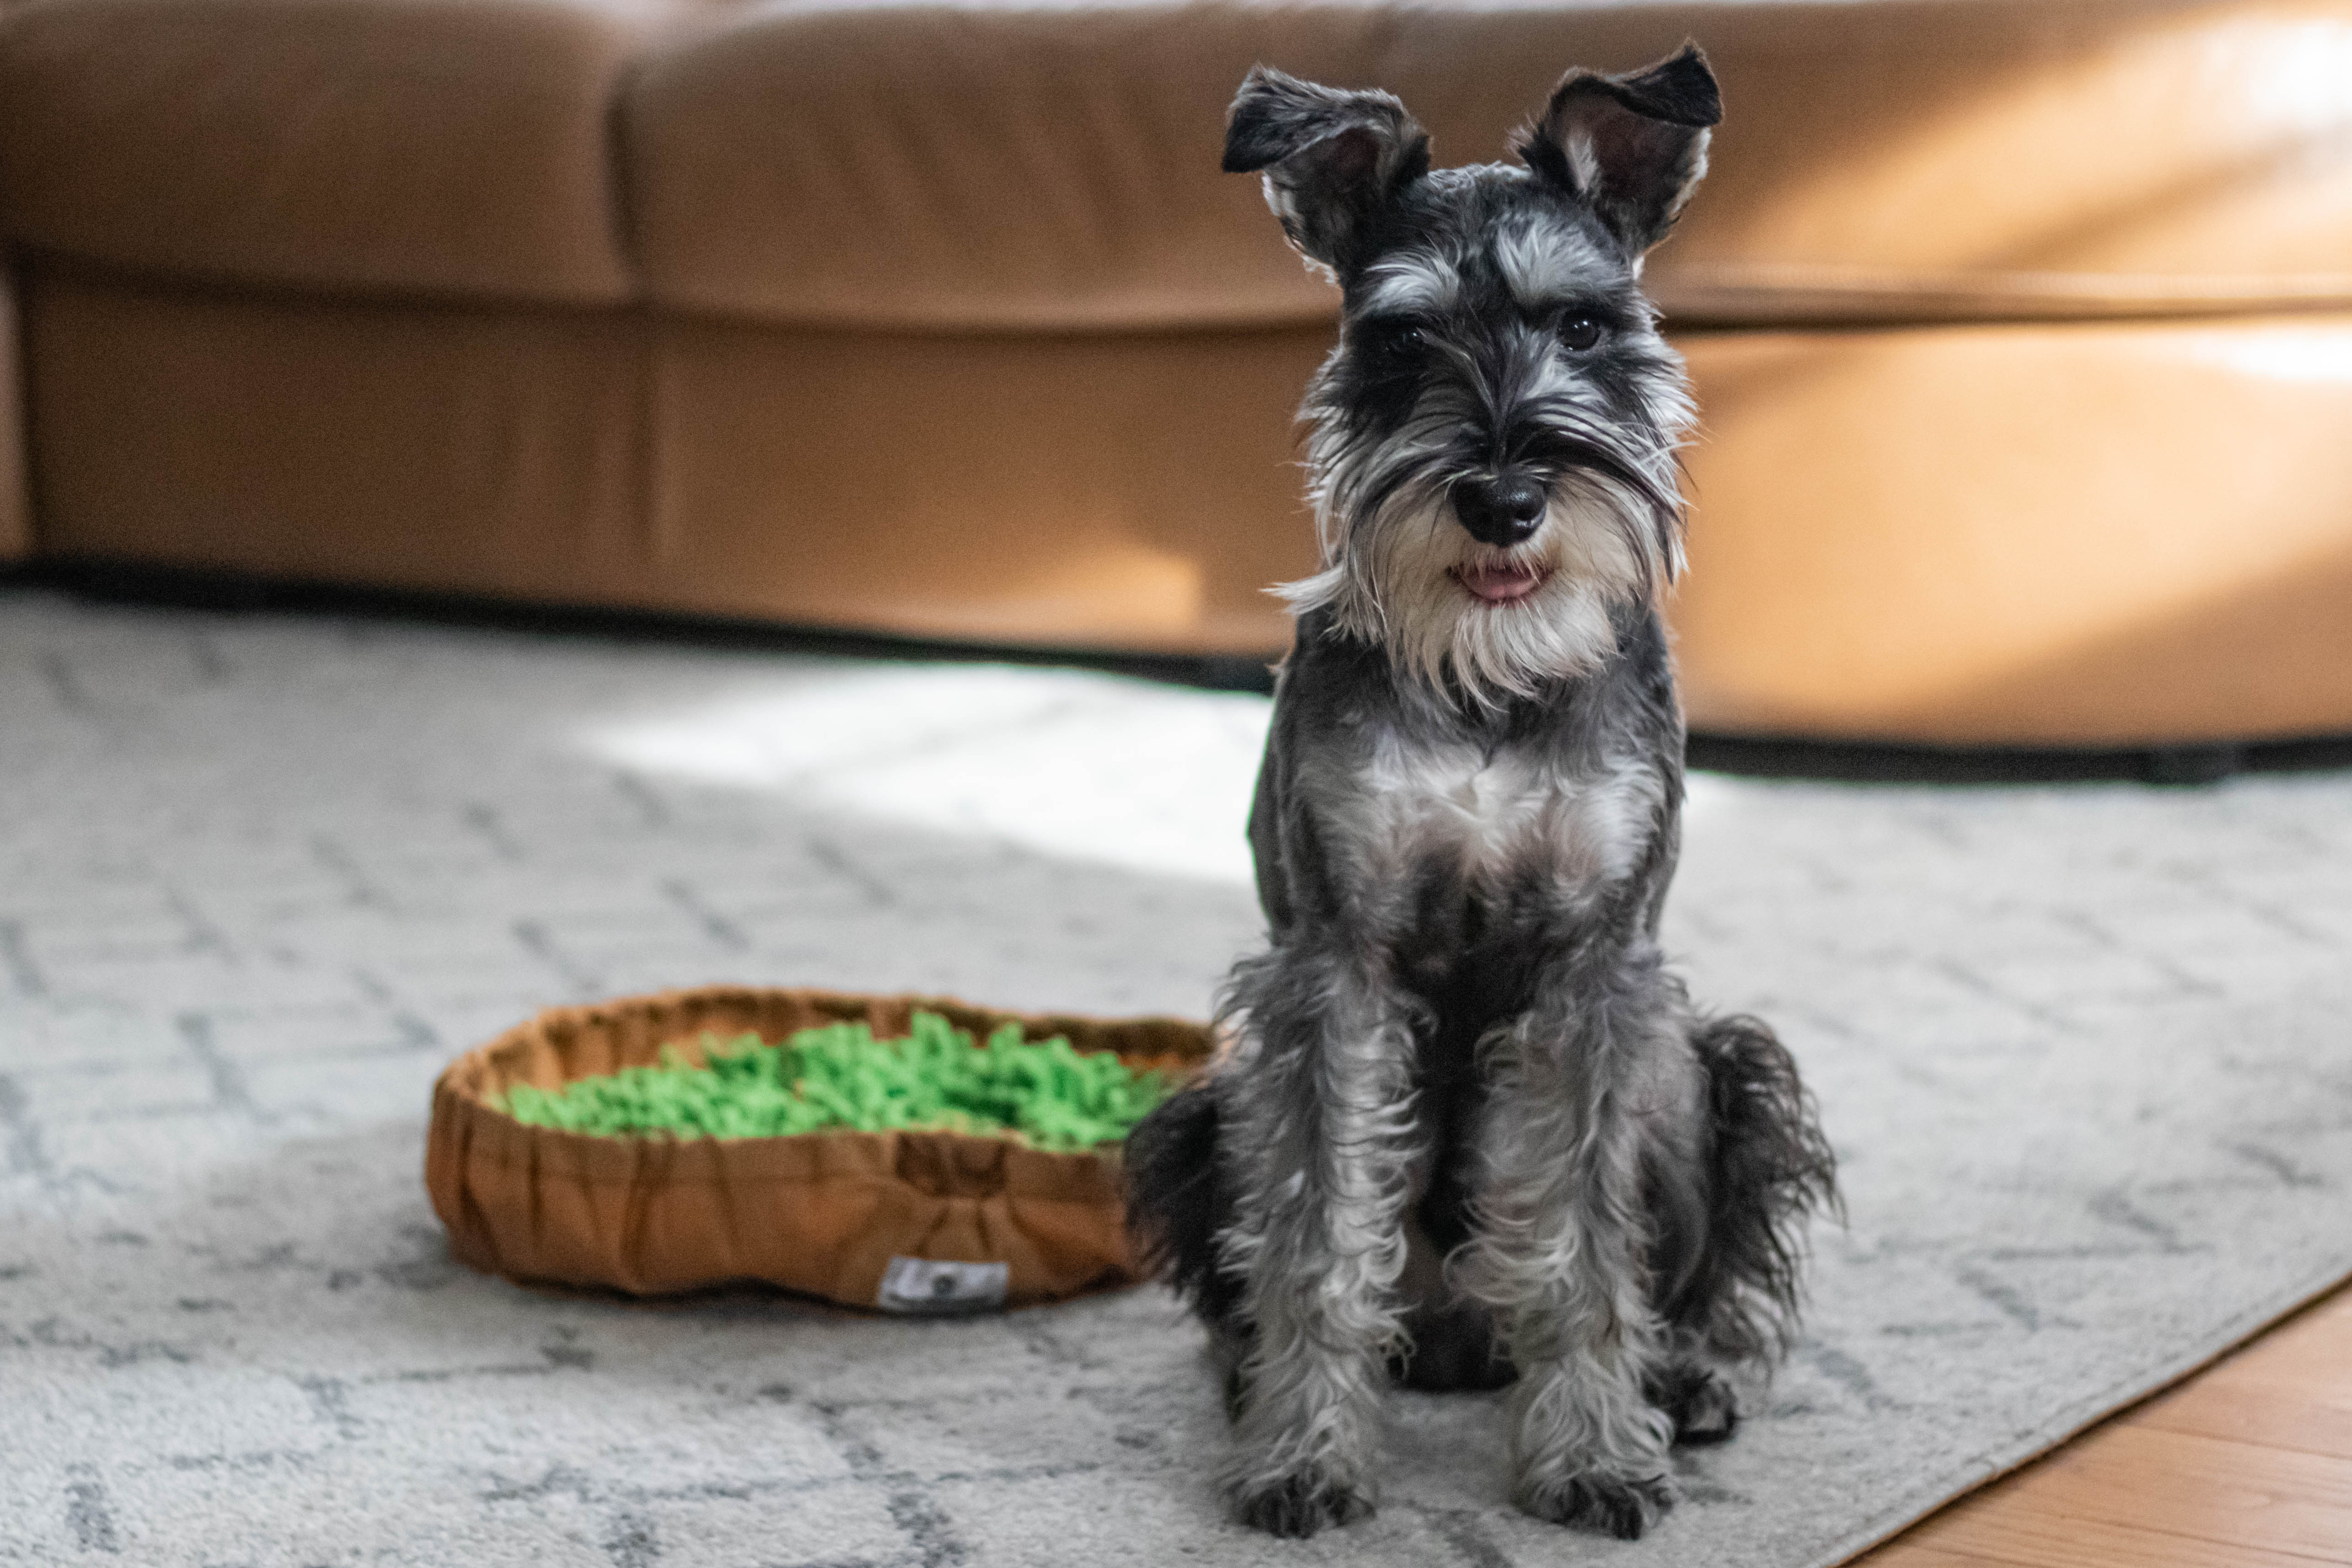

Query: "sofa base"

xmin=22 ymin=265 xmax=1326 ymax=655
xmin=1675 ymin=314 xmax=2352 ymax=746
xmin=21 ymin=265 xmax=2352 ymax=745
xmin=0 ymin=268 xmax=27 ymax=561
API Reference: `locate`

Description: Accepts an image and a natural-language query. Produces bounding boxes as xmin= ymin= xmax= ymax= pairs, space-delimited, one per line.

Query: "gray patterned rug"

xmin=1 ymin=586 xmax=2347 ymax=1567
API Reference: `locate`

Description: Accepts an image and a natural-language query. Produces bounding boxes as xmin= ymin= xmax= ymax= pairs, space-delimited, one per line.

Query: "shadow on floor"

xmin=14 ymin=557 xmax=2351 ymax=788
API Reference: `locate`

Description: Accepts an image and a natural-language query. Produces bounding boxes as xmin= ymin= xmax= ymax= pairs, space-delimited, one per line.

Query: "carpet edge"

xmin=1807 ymin=1252 xmax=2352 ymax=1568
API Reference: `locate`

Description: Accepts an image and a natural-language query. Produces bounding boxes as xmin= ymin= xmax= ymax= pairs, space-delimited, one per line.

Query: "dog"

xmin=1124 ymin=45 xmax=1838 ymax=1541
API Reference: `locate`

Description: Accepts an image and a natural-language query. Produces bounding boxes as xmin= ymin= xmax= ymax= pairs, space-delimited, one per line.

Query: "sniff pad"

xmin=426 ymin=985 xmax=1211 ymax=1311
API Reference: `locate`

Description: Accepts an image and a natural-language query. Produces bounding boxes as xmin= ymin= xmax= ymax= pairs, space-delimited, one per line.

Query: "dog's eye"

xmin=1358 ymin=321 xmax=1426 ymax=375
xmin=1556 ymin=314 xmax=1605 ymax=352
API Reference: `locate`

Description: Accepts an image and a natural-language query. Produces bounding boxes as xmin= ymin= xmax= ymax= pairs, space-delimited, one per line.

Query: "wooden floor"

xmin=1857 ymin=1282 xmax=2352 ymax=1568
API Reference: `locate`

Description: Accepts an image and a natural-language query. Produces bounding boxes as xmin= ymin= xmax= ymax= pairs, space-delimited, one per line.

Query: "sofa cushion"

xmin=7 ymin=0 xmax=2350 ymax=326
xmin=0 ymin=0 xmax=682 ymax=306
xmin=626 ymin=0 xmax=2352 ymax=331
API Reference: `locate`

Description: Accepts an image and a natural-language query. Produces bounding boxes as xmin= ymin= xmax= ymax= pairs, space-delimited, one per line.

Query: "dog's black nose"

xmin=1451 ymin=474 xmax=1548 ymax=546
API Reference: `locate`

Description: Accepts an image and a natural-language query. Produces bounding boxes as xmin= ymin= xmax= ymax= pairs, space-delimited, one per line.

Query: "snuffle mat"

xmin=426 ymin=986 xmax=1212 ymax=1311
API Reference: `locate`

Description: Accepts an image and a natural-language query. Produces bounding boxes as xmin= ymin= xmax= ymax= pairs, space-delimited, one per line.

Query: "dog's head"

xmin=1227 ymin=48 xmax=1718 ymax=701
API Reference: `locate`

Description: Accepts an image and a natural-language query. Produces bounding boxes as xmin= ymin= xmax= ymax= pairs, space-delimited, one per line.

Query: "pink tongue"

xmin=1457 ymin=564 xmax=1544 ymax=603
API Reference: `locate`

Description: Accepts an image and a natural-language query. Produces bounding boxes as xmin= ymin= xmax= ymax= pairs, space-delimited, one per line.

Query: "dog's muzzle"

xmin=1450 ymin=471 xmax=1547 ymax=546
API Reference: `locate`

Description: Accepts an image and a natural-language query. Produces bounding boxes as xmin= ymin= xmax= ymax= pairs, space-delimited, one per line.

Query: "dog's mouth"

xmin=1449 ymin=560 xmax=1553 ymax=605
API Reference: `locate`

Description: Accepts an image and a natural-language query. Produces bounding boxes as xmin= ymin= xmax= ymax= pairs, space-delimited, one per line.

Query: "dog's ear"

xmin=1517 ymin=43 xmax=1720 ymax=255
xmin=1223 ymin=66 xmax=1430 ymax=280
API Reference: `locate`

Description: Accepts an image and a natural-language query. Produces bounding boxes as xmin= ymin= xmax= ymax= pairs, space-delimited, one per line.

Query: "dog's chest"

xmin=1341 ymin=732 xmax=1658 ymax=896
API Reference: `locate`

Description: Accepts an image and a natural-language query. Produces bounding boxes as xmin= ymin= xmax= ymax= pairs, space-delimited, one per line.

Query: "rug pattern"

xmin=1 ymin=589 xmax=2348 ymax=1567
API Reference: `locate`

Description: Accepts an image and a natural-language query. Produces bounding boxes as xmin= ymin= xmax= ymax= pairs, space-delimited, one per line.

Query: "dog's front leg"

xmin=1465 ymin=942 xmax=1689 ymax=1539
xmin=1216 ymin=944 xmax=1420 ymax=1537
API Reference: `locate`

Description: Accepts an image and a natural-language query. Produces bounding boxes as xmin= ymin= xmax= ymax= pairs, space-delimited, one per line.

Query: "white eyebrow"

xmin=1493 ymin=220 xmax=1607 ymax=307
xmin=1359 ymin=251 xmax=1461 ymax=316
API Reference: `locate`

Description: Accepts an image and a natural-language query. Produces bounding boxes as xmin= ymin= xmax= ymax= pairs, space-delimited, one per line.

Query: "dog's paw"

xmin=1515 ymin=1470 xmax=1675 ymax=1539
xmin=1231 ymin=1471 xmax=1376 ymax=1538
xmin=1659 ymin=1367 xmax=1741 ymax=1446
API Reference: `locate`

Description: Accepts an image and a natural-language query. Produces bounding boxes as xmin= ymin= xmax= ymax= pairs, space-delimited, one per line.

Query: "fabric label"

xmin=877 ymin=1257 xmax=1010 ymax=1315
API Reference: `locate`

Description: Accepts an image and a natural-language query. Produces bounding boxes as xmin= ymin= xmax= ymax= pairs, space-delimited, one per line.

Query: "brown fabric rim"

xmin=424 ymin=985 xmax=1213 ymax=1309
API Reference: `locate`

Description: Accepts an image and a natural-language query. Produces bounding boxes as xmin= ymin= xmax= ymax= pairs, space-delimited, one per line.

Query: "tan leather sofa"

xmin=2 ymin=0 xmax=2350 ymax=746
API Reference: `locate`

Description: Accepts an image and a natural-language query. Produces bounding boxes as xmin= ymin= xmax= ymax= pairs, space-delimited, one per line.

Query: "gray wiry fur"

xmin=1125 ymin=45 xmax=1837 ymax=1541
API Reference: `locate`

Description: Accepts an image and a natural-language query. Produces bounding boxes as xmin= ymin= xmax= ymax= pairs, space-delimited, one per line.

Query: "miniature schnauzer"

xmin=1125 ymin=45 xmax=1837 ymax=1541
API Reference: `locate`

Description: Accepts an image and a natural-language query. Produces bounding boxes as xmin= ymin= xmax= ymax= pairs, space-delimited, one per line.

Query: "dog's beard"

xmin=1283 ymin=330 xmax=1693 ymax=703
xmin=1282 ymin=466 xmax=1683 ymax=705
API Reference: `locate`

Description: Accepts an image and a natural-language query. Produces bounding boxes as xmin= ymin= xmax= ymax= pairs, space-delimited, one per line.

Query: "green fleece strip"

xmin=497 ymin=1011 xmax=1169 ymax=1151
